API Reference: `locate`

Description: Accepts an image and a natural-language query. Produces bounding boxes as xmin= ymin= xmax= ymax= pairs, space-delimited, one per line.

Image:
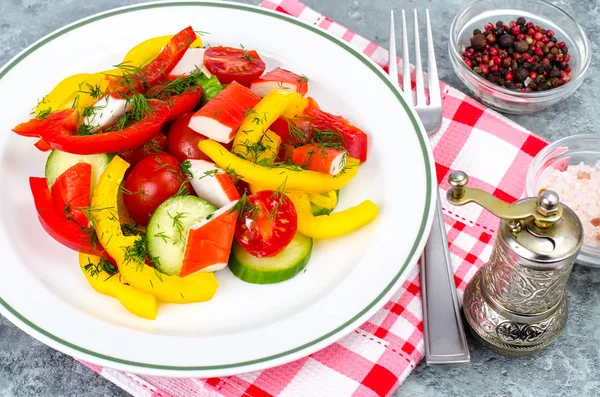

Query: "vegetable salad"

xmin=13 ymin=26 xmax=378 ymax=320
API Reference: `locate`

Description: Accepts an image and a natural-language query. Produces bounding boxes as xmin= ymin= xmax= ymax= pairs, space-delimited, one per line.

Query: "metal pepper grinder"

xmin=447 ymin=170 xmax=583 ymax=356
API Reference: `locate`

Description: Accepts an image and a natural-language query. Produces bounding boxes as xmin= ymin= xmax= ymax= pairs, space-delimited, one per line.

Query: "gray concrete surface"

xmin=0 ymin=0 xmax=598 ymax=396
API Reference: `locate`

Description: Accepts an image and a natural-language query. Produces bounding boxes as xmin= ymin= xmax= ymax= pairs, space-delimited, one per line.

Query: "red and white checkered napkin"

xmin=79 ymin=0 xmax=550 ymax=395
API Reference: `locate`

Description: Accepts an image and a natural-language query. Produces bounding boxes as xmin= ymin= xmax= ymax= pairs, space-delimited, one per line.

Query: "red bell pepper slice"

xmin=158 ymin=85 xmax=203 ymax=121
xmin=303 ymin=101 xmax=369 ymax=162
xmin=51 ymin=162 xmax=92 ymax=227
xmin=108 ymin=26 xmax=197 ymax=95
xmin=13 ymin=100 xmax=170 ymax=155
xmin=30 ymin=176 xmax=108 ymax=258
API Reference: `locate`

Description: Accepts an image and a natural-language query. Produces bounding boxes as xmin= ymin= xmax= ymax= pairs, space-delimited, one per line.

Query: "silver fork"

xmin=389 ymin=9 xmax=470 ymax=365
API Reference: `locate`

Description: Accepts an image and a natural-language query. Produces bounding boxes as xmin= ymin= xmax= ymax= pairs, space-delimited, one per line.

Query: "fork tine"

xmin=413 ymin=9 xmax=426 ymax=106
xmin=388 ymin=11 xmax=399 ymax=89
xmin=426 ymin=9 xmax=441 ymax=106
xmin=401 ymin=10 xmax=411 ymax=96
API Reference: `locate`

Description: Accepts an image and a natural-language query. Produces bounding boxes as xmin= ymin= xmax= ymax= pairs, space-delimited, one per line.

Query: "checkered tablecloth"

xmin=78 ymin=0 xmax=549 ymax=395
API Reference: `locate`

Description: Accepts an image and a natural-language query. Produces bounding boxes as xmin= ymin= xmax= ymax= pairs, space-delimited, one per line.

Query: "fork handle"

xmin=420 ymin=189 xmax=470 ymax=364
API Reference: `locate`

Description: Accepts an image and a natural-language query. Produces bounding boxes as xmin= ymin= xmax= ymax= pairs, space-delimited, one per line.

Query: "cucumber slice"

xmin=45 ymin=149 xmax=111 ymax=192
xmin=229 ymin=233 xmax=313 ymax=284
xmin=310 ymin=190 xmax=339 ymax=216
xmin=146 ymin=195 xmax=216 ymax=276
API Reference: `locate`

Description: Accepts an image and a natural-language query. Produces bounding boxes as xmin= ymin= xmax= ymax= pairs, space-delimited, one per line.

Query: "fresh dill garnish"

xmin=64 ymin=205 xmax=71 ymax=215
xmin=83 ymin=257 xmax=118 ymax=281
xmin=238 ymin=140 xmax=268 ymax=162
xmin=180 ymin=160 xmax=193 ymax=179
xmin=121 ymin=223 xmax=143 ymax=236
xmin=70 ymin=95 xmax=81 ymax=110
xmin=225 ymin=166 xmax=243 ymax=180
xmin=194 ymin=30 xmax=210 ymax=36
xmin=152 ymin=265 xmax=164 ymax=282
xmin=78 ymin=82 xmax=105 ymax=100
xmin=123 ymin=238 xmax=148 ymax=271
xmin=311 ymin=128 xmax=345 ymax=151
xmin=198 ymin=169 xmax=219 ymax=180
xmin=36 ymin=107 xmax=52 ymax=119
xmin=154 ymin=231 xmax=170 ymax=244
xmin=298 ymin=74 xmax=309 ymax=83
xmin=241 ymin=53 xmax=257 ymax=63
xmin=269 ymin=177 xmax=288 ymax=219
xmin=174 ymin=182 xmax=189 ymax=197
xmin=168 ymin=211 xmax=188 ymax=242
xmin=129 ymin=93 xmax=152 ymax=122
xmin=206 ymin=213 xmax=214 ymax=221
xmin=244 ymin=109 xmax=257 ymax=118
xmin=229 ymin=192 xmax=259 ymax=220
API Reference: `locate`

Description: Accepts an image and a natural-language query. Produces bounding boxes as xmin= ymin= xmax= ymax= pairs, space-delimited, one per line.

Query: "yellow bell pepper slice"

xmin=35 ymin=73 xmax=91 ymax=116
xmin=79 ymin=253 xmax=157 ymax=320
xmin=287 ymin=192 xmax=378 ymax=239
xmin=307 ymin=190 xmax=338 ymax=210
xmin=122 ymin=34 xmax=203 ymax=68
xmin=255 ymin=130 xmax=281 ymax=163
xmin=91 ymin=156 xmax=219 ymax=303
xmin=199 ymin=139 xmax=359 ymax=194
xmin=232 ymin=89 xmax=304 ymax=156
xmin=281 ymin=96 xmax=309 ymax=118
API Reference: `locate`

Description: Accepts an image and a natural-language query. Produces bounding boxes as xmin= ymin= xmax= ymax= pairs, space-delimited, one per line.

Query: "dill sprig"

xmin=198 ymin=169 xmax=219 ymax=180
xmin=229 ymin=192 xmax=259 ymax=221
xmin=36 ymin=107 xmax=53 ymax=119
xmin=168 ymin=211 xmax=188 ymax=242
xmin=83 ymin=257 xmax=119 ymax=281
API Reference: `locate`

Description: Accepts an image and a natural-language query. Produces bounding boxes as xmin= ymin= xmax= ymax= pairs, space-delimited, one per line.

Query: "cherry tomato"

xmin=119 ymin=133 xmax=167 ymax=166
xmin=166 ymin=113 xmax=210 ymax=162
xmin=234 ymin=190 xmax=297 ymax=258
xmin=204 ymin=46 xmax=266 ymax=86
xmin=122 ymin=153 xmax=191 ymax=225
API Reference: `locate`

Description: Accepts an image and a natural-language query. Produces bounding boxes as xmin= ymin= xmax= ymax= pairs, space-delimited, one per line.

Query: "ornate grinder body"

xmin=447 ymin=171 xmax=583 ymax=356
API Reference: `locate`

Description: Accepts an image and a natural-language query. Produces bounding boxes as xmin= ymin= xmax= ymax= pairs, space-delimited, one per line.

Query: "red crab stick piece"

xmin=188 ymin=81 xmax=260 ymax=143
xmin=291 ymin=144 xmax=347 ymax=175
xmin=181 ymin=201 xmax=237 ymax=276
xmin=167 ymin=48 xmax=212 ymax=79
xmin=250 ymin=68 xmax=308 ymax=98
xmin=188 ymin=159 xmax=240 ymax=208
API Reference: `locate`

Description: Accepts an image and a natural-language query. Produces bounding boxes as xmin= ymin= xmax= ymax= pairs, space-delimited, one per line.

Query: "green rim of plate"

xmin=0 ymin=1 xmax=433 ymax=371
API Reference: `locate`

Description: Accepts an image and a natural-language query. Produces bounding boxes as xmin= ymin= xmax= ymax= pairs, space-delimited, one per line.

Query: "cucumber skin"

xmin=228 ymin=236 xmax=313 ymax=284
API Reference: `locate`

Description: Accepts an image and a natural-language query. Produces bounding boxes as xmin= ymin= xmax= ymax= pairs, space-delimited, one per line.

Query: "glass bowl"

xmin=526 ymin=134 xmax=600 ymax=267
xmin=449 ymin=0 xmax=590 ymax=114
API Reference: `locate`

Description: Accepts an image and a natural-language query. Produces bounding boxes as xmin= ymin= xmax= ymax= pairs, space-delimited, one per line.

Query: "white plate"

xmin=0 ymin=1 xmax=435 ymax=377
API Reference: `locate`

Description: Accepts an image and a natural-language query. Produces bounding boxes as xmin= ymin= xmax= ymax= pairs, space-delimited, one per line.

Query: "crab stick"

xmin=188 ymin=159 xmax=240 ymax=208
xmin=250 ymin=68 xmax=308 ymax=97
xmin=181 ymin=201 xmax=237 ymax=276
xmin=291 ymin=144 xmax=347 ymax=175
xmin=188 ymin=81 xmax=260 ymax=143
xmin=168 ymin=48 xmax=212 ymax=79
xmin=82 ymin=94 xmax=131 ymax=130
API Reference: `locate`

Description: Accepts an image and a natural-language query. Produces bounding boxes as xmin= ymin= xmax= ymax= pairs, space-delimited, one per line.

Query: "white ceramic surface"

xmin=0 ymin=0 xmax=435 ymax=377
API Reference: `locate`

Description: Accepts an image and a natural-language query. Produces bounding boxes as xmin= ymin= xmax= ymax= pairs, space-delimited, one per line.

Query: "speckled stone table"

xmin=1 ymin=0 xmax=599 ymax=396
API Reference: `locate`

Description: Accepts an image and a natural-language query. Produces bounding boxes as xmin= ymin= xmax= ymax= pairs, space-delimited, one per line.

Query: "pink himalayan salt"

xmin=544 ymin=162 xmax=600 ymax=248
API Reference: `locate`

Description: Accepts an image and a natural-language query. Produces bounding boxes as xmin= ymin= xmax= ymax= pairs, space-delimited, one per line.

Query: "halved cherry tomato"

xmin=234 ymin=190 xmax=297 ymax=258
xmin=204 ymin=46 xmax=266 ymax=86
xmin=119 ymin=133 xmax=167 ymax=166
xmin=122 ymin=153 xmax=191 ymax=225
xmin=51 ymin=162 xmax=92 ymax=227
